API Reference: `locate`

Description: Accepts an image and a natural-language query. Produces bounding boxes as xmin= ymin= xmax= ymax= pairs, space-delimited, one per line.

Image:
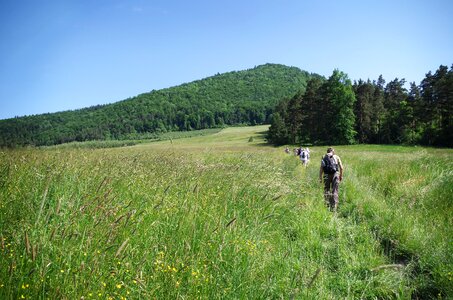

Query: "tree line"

xmin=0 ymin=64 xmax=319 ymax=147
xmin=268 ymin=65 xmax=453 ymax=147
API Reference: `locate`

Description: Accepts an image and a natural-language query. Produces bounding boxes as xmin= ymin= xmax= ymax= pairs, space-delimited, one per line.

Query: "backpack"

xmin=323 ymin=155 xmax=338 ymax=174
xmin=301 ymin=151 xmax=306 ymax=159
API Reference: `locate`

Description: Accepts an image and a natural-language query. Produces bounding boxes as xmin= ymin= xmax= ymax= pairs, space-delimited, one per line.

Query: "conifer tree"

xmin=382 ymin=78 xmax=408 ymax=143
xmin=322 ymin=70 xmax=356 ymax=144
xmin=299 ymin=77 xmax=324 ymax=143
xmin=354 ymin=79 xmax=375 ymax=143
xmin=371 ymin=75 xmax=386 ymax=143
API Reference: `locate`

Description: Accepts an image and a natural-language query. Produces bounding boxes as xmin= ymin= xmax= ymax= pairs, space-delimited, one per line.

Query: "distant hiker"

xmin=285 ymin=147 xmax=290 ymax=154
xmin=300 ymin=148 xmax=309 ymax=167
xmin=319 ymin=147 xmax=344 ymax=212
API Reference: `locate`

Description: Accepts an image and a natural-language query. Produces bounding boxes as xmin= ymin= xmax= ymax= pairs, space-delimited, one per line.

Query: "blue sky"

xmin=1 ymin=0 xmax=452 ymax=120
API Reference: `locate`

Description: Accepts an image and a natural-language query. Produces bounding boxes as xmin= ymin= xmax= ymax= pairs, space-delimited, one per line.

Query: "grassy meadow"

xmin=1 ymin=125 xmax=452 ymax=299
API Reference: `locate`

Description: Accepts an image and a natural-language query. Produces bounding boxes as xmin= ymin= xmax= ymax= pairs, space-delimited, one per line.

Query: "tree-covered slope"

xmin=0 ymin=64 xmax=319 ymax=147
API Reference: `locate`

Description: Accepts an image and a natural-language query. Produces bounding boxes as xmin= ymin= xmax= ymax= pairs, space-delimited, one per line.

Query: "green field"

xmin=1 ymin=125 xmax=452 ymax=299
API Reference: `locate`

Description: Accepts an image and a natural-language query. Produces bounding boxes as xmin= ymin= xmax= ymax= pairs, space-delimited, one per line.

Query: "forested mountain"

xmin=0 ymin=64 xmax=320 ymax=147
xmin=268 ymin=64 xmax=453 ymax=147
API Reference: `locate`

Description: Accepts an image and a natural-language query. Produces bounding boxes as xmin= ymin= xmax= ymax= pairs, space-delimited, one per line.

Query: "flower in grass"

xmin=116 ymin=283 xmax=122 ymax=289
xmin=176 ymin=281 xmax=180 ymax=288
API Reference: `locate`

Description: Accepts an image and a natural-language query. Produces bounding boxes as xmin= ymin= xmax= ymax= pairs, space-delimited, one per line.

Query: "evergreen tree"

xmin=353 ymin=79 xmax=375 ymax=143
xmin=285 ymin=92 xmax=304 ymax=144
xmin=322 ymin=70 xmax=356 ymax=144
xmin=382 ymin=78 xmax=408 ymax=143
xmin=406 ymin=82 xmax=422 ymax=144
xmin=299 ymin=77 xmax=324 ymax=143
xmin=267 ymin=112 xmax=288 ymax=145
xmin=267 ymin=98 xmax=290 ymax=145
xmin=419 ymin=65 xmax=453 ymax=146
xmin=370 ymin=75 xmax=386 ymax=143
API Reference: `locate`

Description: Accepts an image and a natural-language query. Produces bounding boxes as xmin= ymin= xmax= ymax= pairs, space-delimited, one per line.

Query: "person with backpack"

xmin=319 ymin=147 xmax=344 ymax=212
xmin=300 ymin=148 xmax=309 ymax=167
xmin=296 ymin=147 xmax=301 ymax=156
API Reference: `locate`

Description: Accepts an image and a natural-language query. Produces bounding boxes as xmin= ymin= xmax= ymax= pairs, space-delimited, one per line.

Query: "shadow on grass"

xmin=252 ymin=130 xmax=275 ymax=147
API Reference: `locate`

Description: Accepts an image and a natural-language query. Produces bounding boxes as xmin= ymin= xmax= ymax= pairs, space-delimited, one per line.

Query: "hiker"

xmin=319 ymin=147 xmax=344 ymax=212
xmin=300 ymin=148 xmax=309 ymax=167
xmin=284 ymin=147 xmax=290 ymax=154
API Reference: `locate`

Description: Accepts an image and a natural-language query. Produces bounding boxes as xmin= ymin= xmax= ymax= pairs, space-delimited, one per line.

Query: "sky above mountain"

xmin=1 ymin=0 xmax=452 ymax=120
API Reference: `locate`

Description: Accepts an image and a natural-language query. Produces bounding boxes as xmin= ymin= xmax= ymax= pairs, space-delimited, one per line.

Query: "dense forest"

xmin=268 ymin=65 xmax=453 ymax=147
xmin=0 ymin=64 xmax=320 ymax=147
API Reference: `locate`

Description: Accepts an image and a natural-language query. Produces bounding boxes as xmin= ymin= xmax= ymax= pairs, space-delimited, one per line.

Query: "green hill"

xmin=0 ymin=64 xmax=320 ymax=147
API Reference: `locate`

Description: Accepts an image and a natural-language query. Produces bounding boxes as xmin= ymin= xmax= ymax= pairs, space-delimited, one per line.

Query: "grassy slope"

xmin=0 ymin=126 xmax=452 ymax=299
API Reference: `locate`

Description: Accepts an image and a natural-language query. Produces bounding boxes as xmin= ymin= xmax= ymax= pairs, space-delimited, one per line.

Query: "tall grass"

xmin=336 ymin=145 xmax=453 ymax=298
xmin=0 ymin=129 xmax=452 ymax=299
